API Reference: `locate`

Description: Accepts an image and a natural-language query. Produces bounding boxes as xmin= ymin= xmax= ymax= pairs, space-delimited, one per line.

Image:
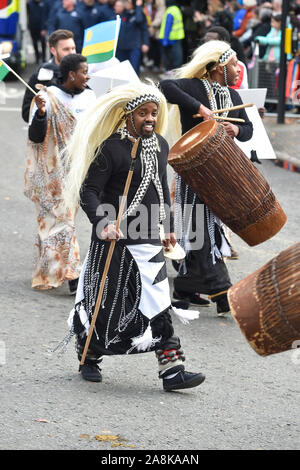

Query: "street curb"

xmin=274 ymin=151 xmax=300 ymax=173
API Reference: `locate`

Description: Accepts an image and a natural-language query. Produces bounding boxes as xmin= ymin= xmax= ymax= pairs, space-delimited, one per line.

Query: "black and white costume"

xmin=67 ymin=129 xmax=197 ymax=379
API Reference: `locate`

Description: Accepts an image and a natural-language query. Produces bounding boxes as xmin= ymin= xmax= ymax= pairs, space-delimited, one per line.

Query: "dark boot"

xmin=173 ymin=290 xmax=210 ymax=307
xmin=163 ymin=367 xmax=205 ymax=391
xmin=76 ymin=336 xmax=102 ymax=382
xmin=79 ymin=363 xmax=102 ymax=382
xmin=68 ymin=278 xmax=79 ymax=295
xmin=156 ymin=340 xmax=205 ymax=392
xmin=210 ymin=292 xmax=230 ymax=317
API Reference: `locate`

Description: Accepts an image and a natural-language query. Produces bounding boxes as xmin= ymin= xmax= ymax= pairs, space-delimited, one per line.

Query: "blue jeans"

xmin=116 ymin=48 xmax=142 ymax=75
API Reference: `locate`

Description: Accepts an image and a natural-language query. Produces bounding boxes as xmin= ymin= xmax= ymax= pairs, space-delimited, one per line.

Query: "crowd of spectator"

xmin=27 ymin=0 xmax=300 ymax=77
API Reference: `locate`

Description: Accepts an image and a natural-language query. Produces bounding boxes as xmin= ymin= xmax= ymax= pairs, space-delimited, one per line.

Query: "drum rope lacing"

xmin=261 ymin=257 xmax=300 ymax=341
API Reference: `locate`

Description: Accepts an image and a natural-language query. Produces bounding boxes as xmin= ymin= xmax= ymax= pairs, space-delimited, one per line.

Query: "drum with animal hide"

xmin=168 ymin=120 xmax=287 ymax=246
xmin=228 ymin=243 xmax=300 ymax=356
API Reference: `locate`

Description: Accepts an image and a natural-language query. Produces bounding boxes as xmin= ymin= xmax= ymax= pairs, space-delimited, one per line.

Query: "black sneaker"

xmin=171 ymin=299 xmax=191 ymax=309
xmin=173 ymin=291 xmax=210 ymax=307
xmin=163 ymin=370 xmax=205 ymax=391
xmin=216 ymin=295 xmax=230 ymax=317
xmin=69 ymin=278 xmax=79 ymax=295
xmin=79 ymin=363 xmax=102 ymax=382
xmin=188 ymin=294 xmax=210 ymax=307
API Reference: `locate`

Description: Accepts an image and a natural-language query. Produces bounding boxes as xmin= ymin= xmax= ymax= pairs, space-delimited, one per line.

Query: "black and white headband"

xmin=124 ymin=93 xmax=160 ymax=114
xmin=218 ymin=48 xmax=236 ymax=65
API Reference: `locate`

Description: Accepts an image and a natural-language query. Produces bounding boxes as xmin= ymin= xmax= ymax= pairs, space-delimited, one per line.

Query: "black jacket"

xmin=160 ymin=77 xmax=253 ymax=141
xmin=27 ymin=0 xmax=50 ymax=31
xmin=81 ymin=133 xmax=174 ymax=245
xmin=116 ymin=6 xmax=150 ymax=51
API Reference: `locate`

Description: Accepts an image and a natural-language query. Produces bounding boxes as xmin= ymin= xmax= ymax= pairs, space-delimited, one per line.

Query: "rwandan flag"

xmin=0 ymin=60 xmax=9 ymax=80
xmin=81 ymin=17 xmax=121 ymax=64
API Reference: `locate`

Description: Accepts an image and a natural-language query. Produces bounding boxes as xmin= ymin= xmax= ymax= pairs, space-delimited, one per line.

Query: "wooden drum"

xmin=168 ymin=120 xmax=287 ymax=246
xmin=228 ymin=243 xmax=300 ymax=356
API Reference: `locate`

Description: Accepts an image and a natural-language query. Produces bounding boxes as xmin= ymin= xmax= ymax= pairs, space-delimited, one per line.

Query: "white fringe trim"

xmin=172 ymin=307 xmax=199 ymax=325
xmin=131 ymin=324 xmax=162 ymax=352
xmin=67 ymin=305 xmax=90 ymax=335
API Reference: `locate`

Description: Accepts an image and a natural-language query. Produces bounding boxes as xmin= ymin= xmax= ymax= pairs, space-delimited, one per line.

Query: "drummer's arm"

xmin=231 ymin=95 xmax=254 ymax=142
xmin=160 ymin=78 xmax=202 ymax=114
xmin=235 ymin=109 xmax=253 ymax=142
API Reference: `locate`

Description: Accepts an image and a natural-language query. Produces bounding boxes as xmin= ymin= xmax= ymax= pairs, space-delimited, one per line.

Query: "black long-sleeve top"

xmin=80 ymin=132 xmax=174 ymax=245
xmin=160 ymin=78 xmax=253 ymax=141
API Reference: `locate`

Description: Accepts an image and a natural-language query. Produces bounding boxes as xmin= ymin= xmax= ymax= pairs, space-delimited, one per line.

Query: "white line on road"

xmin=0 ymin=107 xmax=21 ymax=112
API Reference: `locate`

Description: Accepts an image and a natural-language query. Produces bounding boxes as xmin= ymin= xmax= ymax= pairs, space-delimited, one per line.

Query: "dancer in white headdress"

xmin=63 ymin=81 xmax=205 ymax=391
xmin=160 ymin=40 xmax=253 ymax=316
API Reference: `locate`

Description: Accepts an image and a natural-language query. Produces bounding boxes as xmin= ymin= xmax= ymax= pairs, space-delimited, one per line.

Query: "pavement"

xmin=1 ymin=60 xmax=299 ymax=451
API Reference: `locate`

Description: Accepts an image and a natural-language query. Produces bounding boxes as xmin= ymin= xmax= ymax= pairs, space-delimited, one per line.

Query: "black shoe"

xmin=188 ymin=294 xmax=210 ymax=307
xmin=171 ymin=299 xmax=191 ymax=309
xmin=69 ymin=278 xmax=79 ymax=295
xmin=163 ymin=370 xmax=205 ymax=391
xmin=216 ymin=295 xmax=230 ymax=317
xmin=173 ymin=291 xmax=210 ymax=307
xmin=79 ymin=363 xmax=102 ymax=382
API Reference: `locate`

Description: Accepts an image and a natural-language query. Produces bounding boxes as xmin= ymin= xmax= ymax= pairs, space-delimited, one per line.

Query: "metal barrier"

xmin=248 ymin=59 xmax=281 ymax=102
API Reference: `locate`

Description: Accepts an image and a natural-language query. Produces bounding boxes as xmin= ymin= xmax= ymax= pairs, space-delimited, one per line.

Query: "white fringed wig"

xmin=64 ymin=81 xmax=168 ymax=210
xmin=175 ymin=40 xmax=236 ymax=80
xmin=165 ymin=40 xmax=236 ymax=147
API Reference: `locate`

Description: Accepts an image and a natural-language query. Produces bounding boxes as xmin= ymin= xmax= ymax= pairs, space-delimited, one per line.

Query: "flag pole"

xmin=110 ymin=15 xmax=121 ymax=91
xmin=0 ymin=58 xmax=38 ymax=96
xmin=113 ymin=15 xmax=121 ymax=58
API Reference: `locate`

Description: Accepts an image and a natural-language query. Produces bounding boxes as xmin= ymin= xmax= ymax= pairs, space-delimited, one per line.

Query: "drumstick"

xmin=193 ymin=103 xmax=253 ymax=119
xmin=214 ymin=116 xmax=245 ymax=123
xmin=192 ymin=115 xmax=245 ymax=123
xmin=212 ymin=102 xmax=253 ymax=114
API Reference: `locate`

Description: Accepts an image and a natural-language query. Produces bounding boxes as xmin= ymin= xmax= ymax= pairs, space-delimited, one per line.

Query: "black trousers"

xmin=30 ymin=29 xmax=46 ymax=63
xmin=174 ymin=203 xmax=232 ymax=296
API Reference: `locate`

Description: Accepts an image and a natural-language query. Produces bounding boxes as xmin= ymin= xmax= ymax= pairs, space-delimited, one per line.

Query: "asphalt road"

xmin=0 ymin=75 xmax=299 ymax=451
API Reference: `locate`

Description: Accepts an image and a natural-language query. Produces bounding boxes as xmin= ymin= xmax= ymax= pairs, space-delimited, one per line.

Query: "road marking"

xmin=0 ymin=107 xmax=21 ymax=112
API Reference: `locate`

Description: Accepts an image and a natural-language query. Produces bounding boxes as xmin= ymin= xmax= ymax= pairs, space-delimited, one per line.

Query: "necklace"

xmin=118 ymin=127 xmax=166 ymax=223
xmin=202 ymin=79 xmax=232 ymax=117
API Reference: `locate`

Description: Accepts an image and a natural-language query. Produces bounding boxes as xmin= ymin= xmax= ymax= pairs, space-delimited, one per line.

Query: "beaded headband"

xmin=124 ymin=93 xmax=160 ymax=114
xmin=218 ymin=48 xmax=236 ymax=65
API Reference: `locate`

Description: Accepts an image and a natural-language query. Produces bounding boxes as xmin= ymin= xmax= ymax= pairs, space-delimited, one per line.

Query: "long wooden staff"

xmin=80 ymin=136 xmax=140 ymax=367
xmin=193 ymin=102 xmax=253 ymax=119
